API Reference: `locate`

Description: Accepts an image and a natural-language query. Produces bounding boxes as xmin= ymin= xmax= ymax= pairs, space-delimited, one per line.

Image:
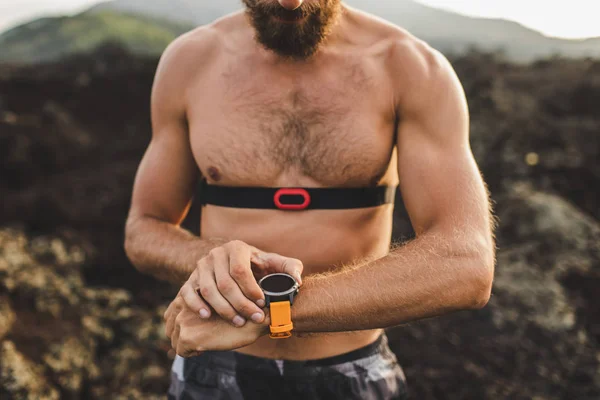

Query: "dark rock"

xmin=0 ymin=228 xmax=171 ymax=398
xmin=0 ymin=47 xmax=598 ymax=398
xmin=0 ymin=341 xmax=60 ymax=400
xmin=390 ymin=184 xmax=600 ymax=399
xmin=0 ymin=297 xmax=15 ymax=340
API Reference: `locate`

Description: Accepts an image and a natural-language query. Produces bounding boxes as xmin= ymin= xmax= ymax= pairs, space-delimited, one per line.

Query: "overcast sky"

xmin=1 ymin=0 xmax=599 ymax=39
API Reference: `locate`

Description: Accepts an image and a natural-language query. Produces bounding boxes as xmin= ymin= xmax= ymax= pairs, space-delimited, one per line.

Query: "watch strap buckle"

xmin=268 ymin=301 xmax=294 ymax=339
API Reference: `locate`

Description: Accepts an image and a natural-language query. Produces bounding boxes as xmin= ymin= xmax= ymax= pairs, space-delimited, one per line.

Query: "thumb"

xmin=252 ymin=252 xmax=303 ymax=285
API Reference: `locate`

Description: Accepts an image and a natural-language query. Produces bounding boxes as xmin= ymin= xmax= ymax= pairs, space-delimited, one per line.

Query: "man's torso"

xmin=177 ymin=7 xmax=419 ymax=360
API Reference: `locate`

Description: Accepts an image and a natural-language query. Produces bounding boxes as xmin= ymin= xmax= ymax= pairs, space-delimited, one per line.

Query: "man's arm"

xmin=126 ymin=29 xmax=303 ymax=326
xmin=290 ymin=40 xmax=495 ymax=332
xmin=124 ymin=33 xmax=227 ymax=284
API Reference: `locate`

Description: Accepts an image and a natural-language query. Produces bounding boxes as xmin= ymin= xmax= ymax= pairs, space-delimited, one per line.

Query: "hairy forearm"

xmin=291 ymin=229 xmax=495 ymax=333
xmin=124 ymin=216 xmax=227 ymax=284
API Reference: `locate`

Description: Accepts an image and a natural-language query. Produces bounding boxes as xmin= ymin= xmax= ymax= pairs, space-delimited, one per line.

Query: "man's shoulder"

xmin=158 ymin=11 xmax=247 ymax=75
xmin=159 ymin=26 xmax=219 ymax=69
xmin=347 ymin=7 xmax=449 ymax=84
xmin=346 ymin=7 xmax=461 ymax=114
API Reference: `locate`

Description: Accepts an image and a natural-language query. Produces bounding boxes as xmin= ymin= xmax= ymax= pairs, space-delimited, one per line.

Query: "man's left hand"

xmin=164 ymin=295 xmax=269 ymax=357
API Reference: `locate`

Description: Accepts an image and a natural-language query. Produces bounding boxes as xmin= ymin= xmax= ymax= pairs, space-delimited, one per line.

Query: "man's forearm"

xmin=125 ymin=216 xmax=227 ymax=283
xmin=291 ymin=229 xmax=495 ymax=333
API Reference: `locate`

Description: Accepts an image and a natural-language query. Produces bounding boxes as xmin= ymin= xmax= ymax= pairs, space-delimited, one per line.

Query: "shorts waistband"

xmin=188 ymin=334 xmax=389 ymax=373
xmin=301 ymin=333 xmax=387 ymax=367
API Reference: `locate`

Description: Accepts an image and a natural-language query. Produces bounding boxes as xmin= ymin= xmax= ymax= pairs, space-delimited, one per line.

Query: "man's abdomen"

xmin=201 ymin=204 xmax=394 ymax=273
xmin=200 ymin=204 xmax=395 ymax=359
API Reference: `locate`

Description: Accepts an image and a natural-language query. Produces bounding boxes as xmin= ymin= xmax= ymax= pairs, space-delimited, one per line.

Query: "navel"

xmin=207 ymin=166 xmax=222 ymax=182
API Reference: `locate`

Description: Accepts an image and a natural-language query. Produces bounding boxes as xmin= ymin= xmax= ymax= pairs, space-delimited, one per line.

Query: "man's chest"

xmin=187 ymin=58 xmax=398 ymax=187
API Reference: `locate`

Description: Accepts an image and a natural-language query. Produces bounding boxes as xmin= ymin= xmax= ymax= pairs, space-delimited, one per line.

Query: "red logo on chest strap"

xmin=274 ymin=189 xmax=311 ymax=210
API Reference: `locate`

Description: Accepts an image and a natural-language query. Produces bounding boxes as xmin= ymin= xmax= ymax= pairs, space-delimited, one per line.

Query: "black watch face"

xmin=259 ymin=273 xmax=296 ymax=294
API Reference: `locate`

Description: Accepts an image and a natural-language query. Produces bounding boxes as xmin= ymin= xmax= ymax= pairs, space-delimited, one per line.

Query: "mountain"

xmin=89 ymin=0 xmax=240 ymax=27
xmin=1 ymin=0 xmax=599 ymax=64
xmin=0 ymin=11 xmax=191 ymax=64
xmin=359 ymin=0 xmax=600 ymax=61
xmin=89 ymin=0 xmax=600 ymax=62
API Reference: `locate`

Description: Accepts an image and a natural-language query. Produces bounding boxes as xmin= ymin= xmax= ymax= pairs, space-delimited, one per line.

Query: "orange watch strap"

xmin=269 ymin=301 xmax=293 ymax=339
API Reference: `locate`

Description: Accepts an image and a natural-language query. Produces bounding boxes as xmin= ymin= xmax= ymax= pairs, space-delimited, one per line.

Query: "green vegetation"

xmin=0 ymin=11 xmax=193 ymax=64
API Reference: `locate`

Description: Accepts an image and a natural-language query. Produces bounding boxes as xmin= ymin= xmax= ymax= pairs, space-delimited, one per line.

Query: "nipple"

xmin=207 ymin=166 xmax=222 ymax=182
xmin=278 ymin=0 xmax=303 ymax=10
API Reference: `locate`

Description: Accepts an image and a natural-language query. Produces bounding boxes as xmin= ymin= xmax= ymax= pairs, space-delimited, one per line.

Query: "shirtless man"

xmin=124 ymin=0 xmax=496 ymax=398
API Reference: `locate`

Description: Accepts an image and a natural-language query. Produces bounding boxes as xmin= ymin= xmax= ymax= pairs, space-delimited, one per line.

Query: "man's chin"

xmin=246 ymin=4 xmax=340 ymax=60
xmin=271 ymin=15 xmax=309 ymax=24
xmin=254 ymin=26 xmax=323 ymax=60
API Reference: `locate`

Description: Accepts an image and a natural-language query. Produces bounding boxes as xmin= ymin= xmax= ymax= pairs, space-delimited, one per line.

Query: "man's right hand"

xmin=178 ymin=240 xmax=303 ymax=327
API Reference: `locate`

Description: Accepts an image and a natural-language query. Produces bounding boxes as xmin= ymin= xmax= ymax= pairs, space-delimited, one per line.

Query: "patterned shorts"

xmin=168 ymin=334 xmax=408 ymax=400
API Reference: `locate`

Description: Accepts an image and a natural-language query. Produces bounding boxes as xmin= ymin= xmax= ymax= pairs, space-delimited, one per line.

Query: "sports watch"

xmin=258 ymin=273 xmax=300 ymax=339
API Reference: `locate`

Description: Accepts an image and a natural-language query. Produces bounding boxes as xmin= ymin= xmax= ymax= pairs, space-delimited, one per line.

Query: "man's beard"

xmin=242 ymin=0 xmax=342 ymax=60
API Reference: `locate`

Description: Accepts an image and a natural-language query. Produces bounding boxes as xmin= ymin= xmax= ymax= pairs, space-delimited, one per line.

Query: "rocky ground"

xmin=0 ymin=46 xmax=598 ymax=399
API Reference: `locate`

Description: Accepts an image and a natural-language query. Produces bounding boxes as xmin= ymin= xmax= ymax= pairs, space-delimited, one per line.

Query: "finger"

xmin=196 ymin=249 xmax=241 ymax=323
xmin=163 ymin=302 xmax=173 ymax=322
xmin=165 ymin=306 xmax=180 ymax=339
xmin=176 ymin=326 xmax=200 ymax=358
xmin=180 ymin=281 xmax=211 ymax=319
xmin=163 ymin=292 xmax=183 ymax=321
xmin=191 ymin=257 xmax=208 ymax=290
xmin=252 ymin=252 xmax=304 ymax=285
xmin=228 ymin=244 xmax=266 ymax=307
xmin=165 ymin=297 xmax=184 ymax=338
xmin=216 ymin=262 xmax=265 ymax=323
xmin=180 ymin=347 xmax=203 ymax=358
xmin=198 ymin=267 xmax=245 ymax=327
xmin=171 ymin=317 xmax=181 ymax=351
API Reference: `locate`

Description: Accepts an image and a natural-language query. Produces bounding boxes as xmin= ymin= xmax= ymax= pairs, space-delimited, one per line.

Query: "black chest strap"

xmin=199 ymin=181 xmax=397 ymax=211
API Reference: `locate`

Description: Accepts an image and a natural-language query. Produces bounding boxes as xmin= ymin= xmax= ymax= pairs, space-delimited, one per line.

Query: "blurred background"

xmin=0 ymin=1 xmax=598 ymax=399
